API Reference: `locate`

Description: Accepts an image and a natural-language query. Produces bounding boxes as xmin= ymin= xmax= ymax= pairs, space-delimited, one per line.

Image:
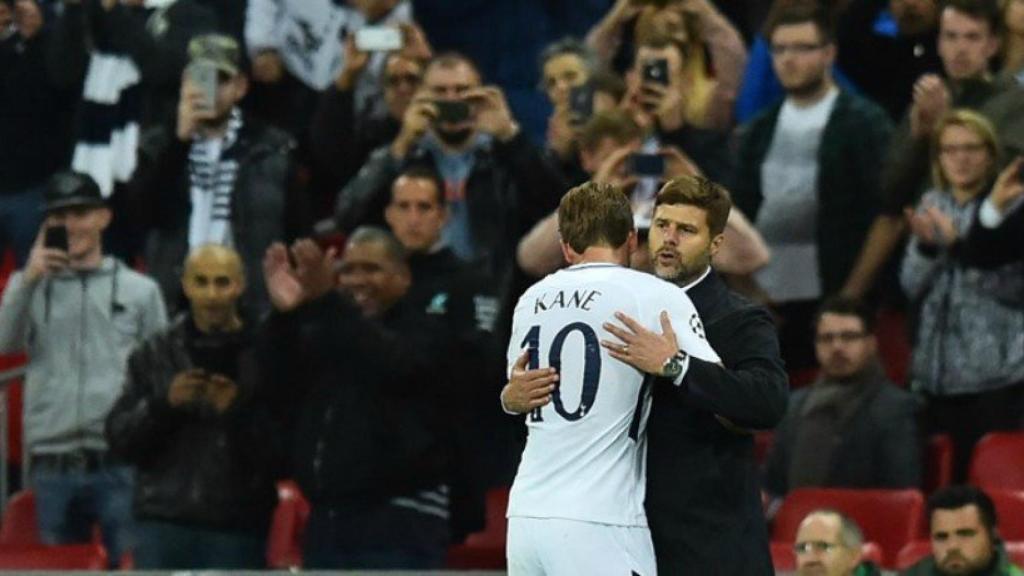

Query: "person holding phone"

xmin=131 ymin=34 xmax=309 ymax=318
xmin=0 ymin=171 xmax=168 ymax=568
xmin=106 ymin=244 xmax=283 ymax=569
xmin=336 ymin=52 xmax=567 ymax=303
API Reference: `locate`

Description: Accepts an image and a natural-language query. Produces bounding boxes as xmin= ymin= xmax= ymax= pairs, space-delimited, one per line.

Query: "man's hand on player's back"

xmin=601 ymin=311 xmax=678 ymax=374
xmin=500 ymin=351 xmax=558 ymax=414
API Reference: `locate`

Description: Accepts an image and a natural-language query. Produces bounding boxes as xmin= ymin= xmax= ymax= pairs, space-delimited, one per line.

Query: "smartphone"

xmin=355 ymin=26 xmax=403 ymax=52
xmin=434 ymin=100 xmax=470 ymax=124
xmin=44 ymin=225 xmax=69 ymax=252
xmin=191 ymin=347 xmax=240 ymax=380
xmin=569 ymin=83 xmax=595 ymax=126
xmin=188 ymin=61 xmax=218 ymax=111
xmin=629 ymin=153 xmax=665 ymax=178
xmin=642 ymin=58 xmax=670 ymax=86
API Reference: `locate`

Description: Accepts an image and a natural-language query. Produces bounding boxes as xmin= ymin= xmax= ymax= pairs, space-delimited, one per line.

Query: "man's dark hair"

xmin=392 ymin=163 xmax=446 ymax=207
xmin=590 ymin=67 xmax=627 ymax=103
xmin=763 ymin=0 xmax=837 ymax=44
xmin=426 ymin=51 xmax=482 ymax=82
xmin=347 ymin=226 xmax=408 ymax=267
xmin=539 ymin=37 xmax=598 ymax=75
xmin=940 ymin=0 xmax=1002 ymax=34
xmin=813 ymin=296 xmax=876 ymax=333
xmin=654 ymin=176 xmax=732 ymax=237
xmin=558 ymin=181 xmax=634 ymax=254
xmin=927 ymin=485 xmax=999 ymax=536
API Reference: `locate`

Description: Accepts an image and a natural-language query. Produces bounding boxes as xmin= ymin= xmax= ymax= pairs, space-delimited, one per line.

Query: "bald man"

xmin=794 ymin=510 xmax=872 ymax=576
xmin=105 ymin=244 xmax=284 ymax=570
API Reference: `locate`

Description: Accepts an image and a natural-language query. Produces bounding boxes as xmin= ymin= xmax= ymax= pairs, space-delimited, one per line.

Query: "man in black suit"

xmin=504 ymin=176 xmax=788 ymax=575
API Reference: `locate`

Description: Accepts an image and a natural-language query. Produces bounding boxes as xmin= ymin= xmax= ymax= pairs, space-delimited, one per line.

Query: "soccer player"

xmin=505 ymin=181 xmax=720 ymax=575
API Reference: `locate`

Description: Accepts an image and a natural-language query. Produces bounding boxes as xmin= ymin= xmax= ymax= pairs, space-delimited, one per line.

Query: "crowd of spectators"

xmin=0 ymin=0 xmax=1023 ymax=570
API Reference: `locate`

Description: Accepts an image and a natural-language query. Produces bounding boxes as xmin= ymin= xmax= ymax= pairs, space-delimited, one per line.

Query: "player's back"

xmin=506 ymin=263 xmax=698 ymax=527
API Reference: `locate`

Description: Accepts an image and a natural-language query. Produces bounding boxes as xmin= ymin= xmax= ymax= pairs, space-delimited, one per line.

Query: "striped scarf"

xmin=187 ymin=107 xmax=242 ymax=250
xmin=70 ymin=0 xmax=175 ymax=196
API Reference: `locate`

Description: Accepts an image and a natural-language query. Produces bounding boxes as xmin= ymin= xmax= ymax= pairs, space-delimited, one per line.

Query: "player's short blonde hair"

xmin=558 ymin=181 xmax=634 ymax=254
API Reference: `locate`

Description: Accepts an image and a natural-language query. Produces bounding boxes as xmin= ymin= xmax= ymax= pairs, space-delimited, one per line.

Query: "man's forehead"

xmin=654 ymin=203 xmax=707 ymax=225
xmin=933 ymin=505 xmax=985 ymax=530
xmin=425 ymin=62 xmax=479 ymax=85
xmin=185 ymin=247 xmax=242 ymax=276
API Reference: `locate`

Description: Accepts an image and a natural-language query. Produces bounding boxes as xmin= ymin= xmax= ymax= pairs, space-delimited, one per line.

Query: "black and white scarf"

xmin=70 ymin=0 xmax=176 ymax=196
xmin=187 ymin=107 xmax=243 ymax=249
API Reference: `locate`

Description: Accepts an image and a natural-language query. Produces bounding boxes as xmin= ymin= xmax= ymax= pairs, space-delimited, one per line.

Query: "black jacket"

xmin=732 ymin=90 xmax=893 ymax=295
xmin=0 ymin=27 xmax=78 ymax=194
xmin=309 ymin=85 xmax=401 ymax=195
xmin=105 ymin=315 xmax=282 ymax=532
xmin=130 ymin=117 xmax=309 ymax=317
xmin=260 ymin=292 xmax=454 ymax=513
xmin=645 ymin=270 xmax=788 ymax=576
xmin=763 ymin=376 xmax=923 ymax=496
xmin=962 ymin=203 xmax=1024 ymax=269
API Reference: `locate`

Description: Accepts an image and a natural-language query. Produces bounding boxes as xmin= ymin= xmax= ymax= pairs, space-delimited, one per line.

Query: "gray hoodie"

xmin=0 ymin=257 xmax=167 ymax=454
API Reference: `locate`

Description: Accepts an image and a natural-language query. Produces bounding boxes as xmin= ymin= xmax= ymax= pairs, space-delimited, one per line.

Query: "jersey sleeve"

xmin=659 ymin=288 xmax=720 ymax=365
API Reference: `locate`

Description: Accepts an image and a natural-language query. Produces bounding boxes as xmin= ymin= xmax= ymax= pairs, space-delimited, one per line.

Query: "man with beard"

xmin=902 ymin=486 xmax=1024 ymax=576
xmin=335 ymin=52 xmax=566 ymax=300
xmin=732 ymin=1 xmax=893 ymax=371
xmin=129 ymin=34 xmax=309 ymax=317
xmin=762 ymin=296 xmax=922 ymax=505
xmin=504 ymin=175 xmax=788 ymax=575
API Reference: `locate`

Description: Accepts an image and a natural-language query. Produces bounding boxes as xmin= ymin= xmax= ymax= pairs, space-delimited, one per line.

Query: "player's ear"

xmin=559 ymin=240 xmax=578 ymax=264
xmin=626 ymin=229 xmax=638 ymax=254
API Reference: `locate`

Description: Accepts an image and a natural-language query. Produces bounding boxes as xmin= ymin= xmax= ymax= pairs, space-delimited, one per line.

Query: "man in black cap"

xmin=0 ymin=170 xmax=167 ymax=567
xmin=130 ymin=33 xmax=308 ymax=317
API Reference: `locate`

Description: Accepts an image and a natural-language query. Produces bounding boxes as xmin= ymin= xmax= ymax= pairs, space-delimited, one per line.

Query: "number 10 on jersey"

xmin=520 ymin=322 xmax=602 ymax=423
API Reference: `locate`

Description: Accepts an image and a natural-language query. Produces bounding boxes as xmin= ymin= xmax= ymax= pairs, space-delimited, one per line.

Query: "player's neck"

xmin=572 ymin=246 xmax=628 ymax=267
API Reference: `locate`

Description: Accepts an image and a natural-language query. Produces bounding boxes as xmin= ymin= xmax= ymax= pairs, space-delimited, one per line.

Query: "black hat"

xmin=43 ymin=171 xmax=105 ymax=213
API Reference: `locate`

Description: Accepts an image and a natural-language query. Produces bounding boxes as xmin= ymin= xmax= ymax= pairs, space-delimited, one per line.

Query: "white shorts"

xmin=506 ymin=517 xmax=657 ymax=576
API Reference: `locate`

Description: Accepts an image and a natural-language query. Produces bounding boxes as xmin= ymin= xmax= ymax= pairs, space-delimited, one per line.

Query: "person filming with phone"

xmin=0 ymin=171 xmax=168 ymax=568
xmin=105 ymin=244 xmax=283 ymax=570
xmin=336 ymin=52 xmax=566 ymax=293
xmin=130 ymin=33 xmax=308 ymax=319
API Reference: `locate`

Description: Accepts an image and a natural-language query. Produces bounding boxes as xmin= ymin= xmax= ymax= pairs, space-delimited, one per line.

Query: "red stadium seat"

xmin=988 ymin=490 xmax=1024 ymax=541
xmin=1006 ymin=541 xmax=1024 ymax=567
xmin=772 ymin=488 xmax=925 ymax=568
xmin=771 ymin=540 xmax=883 ymax=571
xmin=266 ymin=480 xmax=310 ymax=570
xmin=446 ymin=486 xmax=510 ymax=569
xmin=969 ymin=433 xmax=1024 ymax=490
xmin=0 ymin=491 xmax=40 ymax=546
xmin=0 ymin=543 xmax=107 ymax=569
xmin=896 ymin=540 xmax=932 ymax=571
xmin=925 ymin=434 xmax=954 ymax=494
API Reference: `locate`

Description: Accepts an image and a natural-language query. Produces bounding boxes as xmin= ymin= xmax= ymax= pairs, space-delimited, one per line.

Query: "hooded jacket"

xmin=0 ymin=257 xmax=167 ymax=454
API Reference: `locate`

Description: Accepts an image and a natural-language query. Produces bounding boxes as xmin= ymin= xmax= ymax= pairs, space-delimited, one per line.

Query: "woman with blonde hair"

xmin=900 ymin=109 xmax=1024 ymax=481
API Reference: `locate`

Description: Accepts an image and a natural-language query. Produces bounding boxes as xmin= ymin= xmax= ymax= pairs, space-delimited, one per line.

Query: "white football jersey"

xmin=506 ymin=262 xmax=720 ymax=527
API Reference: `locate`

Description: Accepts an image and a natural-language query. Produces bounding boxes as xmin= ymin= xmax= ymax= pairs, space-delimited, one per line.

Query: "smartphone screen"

xmin=44 ymin=226 xmax=69 ymax=252
xmin=434 ymin=100 xmax=470 ymax=124
xmin=188 ymin=61 xmax=218 ymax=111
xmin=642 ymin=59 xmax=670 ymax=86
xmin=629 ymin=153 xmax=665 ymax=178
xmin=569 ymin=83 xmax=595 ymax=126
xmin=355 ymin=26 xmax=404 ymax=52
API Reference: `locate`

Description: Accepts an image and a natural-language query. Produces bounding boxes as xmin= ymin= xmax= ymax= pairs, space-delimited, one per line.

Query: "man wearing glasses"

xmin=794 ymin=510 xmax=878 ymax=576
xmin=762 ymin=297 xmax=922 ymax=511
xmin=732 ymin=2 xmax=893 ymax=372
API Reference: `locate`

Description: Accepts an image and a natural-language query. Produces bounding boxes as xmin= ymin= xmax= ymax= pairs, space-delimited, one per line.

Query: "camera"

xmin=434 ymin=100 xmax=470 ymax=124
xmin=569 ymin=83 xmax=595 ymax=126
xmin=628 ymin=153 xmax=665 ymax=178
xmin=44 ymin=225 xmax=69 ymax=252
xmin=187 ymin=61 xmax=218 ymax=111
xmin=355 ymin=26 xmax=403 ymax=52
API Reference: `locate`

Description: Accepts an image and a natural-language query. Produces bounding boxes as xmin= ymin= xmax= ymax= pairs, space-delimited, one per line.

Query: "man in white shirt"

xmin=504 ymin=181 xmax=719 ymax=575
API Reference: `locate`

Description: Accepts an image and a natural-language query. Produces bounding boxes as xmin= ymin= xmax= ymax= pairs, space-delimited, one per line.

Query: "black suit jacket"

xmin=645 ymin=270 xmax=788 ymax=576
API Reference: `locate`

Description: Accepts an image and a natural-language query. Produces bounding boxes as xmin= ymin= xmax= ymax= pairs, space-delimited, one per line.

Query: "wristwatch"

xmin=661 ymin=351 xmax=688 ymax=379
